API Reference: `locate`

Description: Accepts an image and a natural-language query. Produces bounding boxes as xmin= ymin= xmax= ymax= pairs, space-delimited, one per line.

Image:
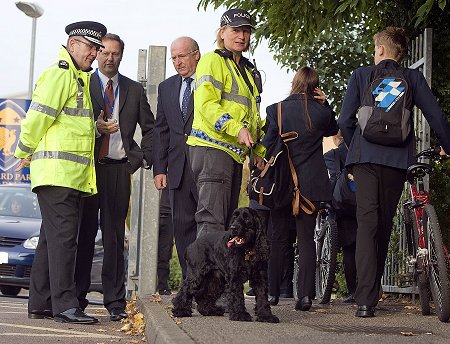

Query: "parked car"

xmin=0 ymin=184 xmax=103 ymax=296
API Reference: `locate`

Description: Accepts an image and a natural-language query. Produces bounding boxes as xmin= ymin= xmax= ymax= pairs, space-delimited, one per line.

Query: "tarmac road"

xmin=0 ymin=291 xmax=137 ymax=344
xmin=138 ymin=294 xmax=450 ymax=344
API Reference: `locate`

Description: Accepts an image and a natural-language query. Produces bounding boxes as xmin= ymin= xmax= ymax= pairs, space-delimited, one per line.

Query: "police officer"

xmin=187 ymin=8 xmax=265 ymax=237
xmin=15 ymin=21 xmax=107 ymax=324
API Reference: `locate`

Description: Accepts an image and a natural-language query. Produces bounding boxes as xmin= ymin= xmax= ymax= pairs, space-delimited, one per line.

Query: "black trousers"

xmin=76 ymin=162 xmax=130 ymax=312
xmin=169 ymin=158 xmax=198 ymax=279
xmin=29 ymin=186 xmax=82 ymax=315
xmin=293 ymin=206 xmax=317 ymax=299
xmin=157 ymin=187 xmax=173 ymax=291
xmin=353 ymin=163 xmax=406 ymax=306
xmin=263 ymin=206 xmax=296 ymax=297
xmin=337 ymin=214 xmax=357 ymax=294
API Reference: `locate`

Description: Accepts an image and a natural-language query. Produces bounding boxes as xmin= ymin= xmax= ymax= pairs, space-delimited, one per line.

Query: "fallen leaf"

xmin=400 ymin=332 xmax=416 ymax=336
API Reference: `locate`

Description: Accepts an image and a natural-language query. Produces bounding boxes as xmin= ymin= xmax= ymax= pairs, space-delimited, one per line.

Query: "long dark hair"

xmin=290 ymin=67 xmax=319 ymax=131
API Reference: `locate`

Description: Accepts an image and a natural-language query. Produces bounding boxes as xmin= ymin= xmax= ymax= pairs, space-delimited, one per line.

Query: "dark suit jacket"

xmin=264 ymin=94 xmax=338 ymax=202
xmin=90 ymin=73 xmax=154 ymax=174
xmin=339 ymin=59 xmax=450 ymax=169
xmin=153 ymin=74 xmax=194 ymax=189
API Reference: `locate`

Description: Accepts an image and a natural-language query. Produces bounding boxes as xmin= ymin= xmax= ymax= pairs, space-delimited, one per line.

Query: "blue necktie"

xmin=181 ymin=77 xmax=193 ymax=120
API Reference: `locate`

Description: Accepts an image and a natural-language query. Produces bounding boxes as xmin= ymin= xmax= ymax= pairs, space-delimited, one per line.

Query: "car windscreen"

xmin=0 ymin=186 xmax=41 ymax=219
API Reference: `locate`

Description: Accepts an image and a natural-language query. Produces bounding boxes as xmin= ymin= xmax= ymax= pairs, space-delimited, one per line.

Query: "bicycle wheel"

xmin=423 ymin=204 xmax=450 ymax=322
xmin=315 ymin=215 xmax=338 ymax=304
xmin=410 ymin=208 xmax=431 ymax=315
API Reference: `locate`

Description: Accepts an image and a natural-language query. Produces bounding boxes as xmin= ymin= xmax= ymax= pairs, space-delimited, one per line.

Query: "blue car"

xmin=0 ymin=184 xmax=103 ymax=296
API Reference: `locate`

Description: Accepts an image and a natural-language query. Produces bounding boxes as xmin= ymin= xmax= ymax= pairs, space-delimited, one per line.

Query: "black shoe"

xmin=295 ymin=296 xmax=312 ymax=311
xmin=268 ymin=295 xmax=279 ymax=306
xmin=158 ymin=289 xmax=172 ymax=295
xmin=54 ymin=307 xmax=98 ymax=324
xmin=109 ymin=307 xmax=128 ymax=321
xmin=28 ymin=309 xmax=53 ymax=319
xmin=355 ymin=305 xmax=375 ymax=317
xmin=342 ymin=294 xmax=355 ymax=303
xmin=245 ymin=288 xmax=255 ymax=296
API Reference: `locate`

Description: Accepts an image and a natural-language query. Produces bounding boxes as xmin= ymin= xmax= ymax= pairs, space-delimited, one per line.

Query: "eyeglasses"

xmin=99 ymin=51 xmax=121 ymax=58
xmin=170 ymin=50 xmax=198 ymax=61
xmin=74 ymin=39 xmax=100 ymax=52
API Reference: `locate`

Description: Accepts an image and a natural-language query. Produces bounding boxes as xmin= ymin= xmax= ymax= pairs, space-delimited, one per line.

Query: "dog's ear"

xmin=253 ymin=211 xmax=270 ymax=261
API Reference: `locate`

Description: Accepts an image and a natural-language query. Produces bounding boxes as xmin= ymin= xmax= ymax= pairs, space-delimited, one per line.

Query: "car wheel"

xmin=0 ymin=285 xmax=21 ymax=296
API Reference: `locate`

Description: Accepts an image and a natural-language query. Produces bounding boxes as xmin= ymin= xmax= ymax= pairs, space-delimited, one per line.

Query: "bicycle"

xmin=402 ymin=146 xmax=450 ymax=322
xmin=293 ymin=202 xmax=338 ymax=304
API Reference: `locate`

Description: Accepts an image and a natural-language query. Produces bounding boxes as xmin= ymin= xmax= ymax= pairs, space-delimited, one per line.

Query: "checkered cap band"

xmin=68 ymin=28 xmax=103 ymax=40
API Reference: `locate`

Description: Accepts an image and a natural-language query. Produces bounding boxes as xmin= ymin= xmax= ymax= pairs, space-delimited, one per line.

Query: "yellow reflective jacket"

xmin=15 ymin=47 xmax=97 ymax=195
xmin=186 ymin=51 xmax=265 ymax=163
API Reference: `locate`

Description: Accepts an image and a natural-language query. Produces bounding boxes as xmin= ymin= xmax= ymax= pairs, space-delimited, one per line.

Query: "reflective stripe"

xmin=214 ymin=113 xmax=232 ymax=132
xmin=222 ymin=92 xmax=252 ymax=109
xmin=17 ymin=140 xmax=34 ymax=154
xmin=196 ymin=75 xmax=223 ymax=91
xmin=190 ymin=129 xmax=244 ymax=157
xmin=32 ymin=151 xmax=91 ymax=166
xmin=29 ymin=102 xmax=58 ymax=118
xmin=61 ymin=107 xmax=93 ymax=118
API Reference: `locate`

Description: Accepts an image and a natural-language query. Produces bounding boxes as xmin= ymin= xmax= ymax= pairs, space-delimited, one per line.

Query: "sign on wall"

xmin=0 ymin=99 xmax=31 ymax=184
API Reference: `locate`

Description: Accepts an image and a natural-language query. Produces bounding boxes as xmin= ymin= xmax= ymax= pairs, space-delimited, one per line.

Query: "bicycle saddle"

xmin=407 ymin=162 xmax=432 ymax=182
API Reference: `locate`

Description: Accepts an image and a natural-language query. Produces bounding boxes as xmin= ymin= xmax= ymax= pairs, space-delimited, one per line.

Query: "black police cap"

xmin=220 ymin=8 xmax=254 ymax=29
xmin=65 ymin=21 xmax=107 ymax=48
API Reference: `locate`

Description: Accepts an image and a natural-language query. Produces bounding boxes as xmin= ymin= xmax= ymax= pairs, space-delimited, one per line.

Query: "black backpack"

xmin=357 ymin=65 xmax=413 ymax=146
xmin=331 ymin=148 xmax=356 ymax=214
xmin=248 ymin=102 xmax=315 ymax=216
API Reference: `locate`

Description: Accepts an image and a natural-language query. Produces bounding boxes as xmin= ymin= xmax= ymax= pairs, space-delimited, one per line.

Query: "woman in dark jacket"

xmin=263 ymin=66 xmax=338 ymax=311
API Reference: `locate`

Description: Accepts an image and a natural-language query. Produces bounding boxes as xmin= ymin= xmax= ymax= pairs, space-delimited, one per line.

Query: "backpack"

xmin=357 ymin=65 xmax=413 ymax=146
xmin=331 ymin=148 xmax=356 ymax=213
xmin=248 ymin=102 xmax=315 ymax=216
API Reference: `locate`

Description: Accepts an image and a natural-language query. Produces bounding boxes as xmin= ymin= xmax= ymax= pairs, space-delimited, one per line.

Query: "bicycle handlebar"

xmin=416 ymin=146 xmax=442 ymax=160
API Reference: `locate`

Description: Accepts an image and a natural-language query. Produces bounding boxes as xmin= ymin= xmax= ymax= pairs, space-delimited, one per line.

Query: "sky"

xmin=0 ymin=0 xmax=295 ymax=115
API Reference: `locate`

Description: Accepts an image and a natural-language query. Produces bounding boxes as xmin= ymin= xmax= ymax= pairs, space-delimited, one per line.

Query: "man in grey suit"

xmin=75 ymin=33 xmax=154 ymax=321
xmin=153 ymin=36 xmax=200 ymax=279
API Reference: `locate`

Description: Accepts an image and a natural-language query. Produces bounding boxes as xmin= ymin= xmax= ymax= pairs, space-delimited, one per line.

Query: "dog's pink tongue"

xmin=227 ymin=236 xmax=238 ymax=247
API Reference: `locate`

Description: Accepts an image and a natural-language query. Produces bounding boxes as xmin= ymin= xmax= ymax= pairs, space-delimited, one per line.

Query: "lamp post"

xmin=15 ymin=1 xmax=44 ymax=99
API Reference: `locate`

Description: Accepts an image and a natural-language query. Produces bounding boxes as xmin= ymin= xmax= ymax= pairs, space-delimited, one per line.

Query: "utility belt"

xmin=98 ymin=157 xmax=128 ymax=165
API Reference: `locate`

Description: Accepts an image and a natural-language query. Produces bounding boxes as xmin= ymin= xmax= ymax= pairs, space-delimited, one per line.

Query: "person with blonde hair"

xmin=339 ymin=26 xmax=450 ymax=317
xmin=187 ymin=9 xmax=264 ymax=237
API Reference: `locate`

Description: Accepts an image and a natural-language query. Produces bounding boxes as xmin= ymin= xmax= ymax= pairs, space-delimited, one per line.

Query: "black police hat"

xmin=220 ymin=8 xmax=254 ymax=29
xmin=65 ymin=21 xmax=107 ymax=48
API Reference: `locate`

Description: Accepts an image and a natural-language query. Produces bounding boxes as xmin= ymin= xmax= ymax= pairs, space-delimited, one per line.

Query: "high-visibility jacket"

xmin=15 ymin=47 xmax=97 ymax=195
xmin=186 ymin=50 xmax=265 ymax=163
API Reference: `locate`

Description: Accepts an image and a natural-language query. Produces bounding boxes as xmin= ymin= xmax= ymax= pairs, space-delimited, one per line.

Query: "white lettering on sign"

xmin=0 ymin=252 xmax=8 ymax=264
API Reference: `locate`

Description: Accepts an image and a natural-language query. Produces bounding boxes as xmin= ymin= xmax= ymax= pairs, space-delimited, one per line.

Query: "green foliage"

xmin=168 ymin=246 xmax=183 ymax=290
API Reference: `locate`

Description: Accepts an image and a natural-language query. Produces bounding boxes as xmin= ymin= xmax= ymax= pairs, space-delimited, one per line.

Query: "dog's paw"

xmin=229 ymin=311 xmax=252 ymax=322
xmin=172 ymin=308 xmax=192 ymax=318
xmin=256 ymin=314 xmax=279 ymax=323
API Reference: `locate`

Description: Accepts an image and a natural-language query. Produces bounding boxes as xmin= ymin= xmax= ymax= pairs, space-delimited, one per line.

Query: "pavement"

xmin=137 ymin=294 xmax=450 ymax=344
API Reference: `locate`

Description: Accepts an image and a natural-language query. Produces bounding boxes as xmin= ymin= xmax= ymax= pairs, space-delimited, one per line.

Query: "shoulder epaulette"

xmin=58 ymin=60 xmax=69 ymax=69
xmin=214 ymin=49 xmax=233 ymax=58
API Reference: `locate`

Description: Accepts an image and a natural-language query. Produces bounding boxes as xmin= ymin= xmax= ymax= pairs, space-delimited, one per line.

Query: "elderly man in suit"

xmin=75 ymin=33 xmax=154 ymax=321
xmin=153 ymin=36 xmax=200 ymax=279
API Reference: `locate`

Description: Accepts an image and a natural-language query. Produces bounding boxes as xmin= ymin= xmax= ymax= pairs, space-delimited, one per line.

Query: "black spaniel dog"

xmin=172 ymin=207 xmax=279 ymax=323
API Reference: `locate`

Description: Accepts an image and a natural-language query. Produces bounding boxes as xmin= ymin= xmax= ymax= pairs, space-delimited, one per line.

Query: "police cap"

xmin=220 ymin=8 xmax=254 ymax=29
xmin=65 ymin=21 xmax=107 ymax=48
